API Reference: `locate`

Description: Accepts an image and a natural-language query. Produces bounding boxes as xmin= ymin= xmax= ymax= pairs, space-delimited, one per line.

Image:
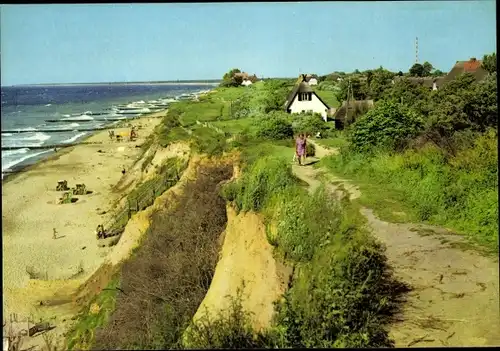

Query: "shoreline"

xmin=2 ymin=110 xmax=166 ymax=320
xmin=1 ymin=115 xmax=163 ymax=184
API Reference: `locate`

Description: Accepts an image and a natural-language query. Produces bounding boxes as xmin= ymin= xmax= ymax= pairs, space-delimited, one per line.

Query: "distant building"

xmin=233 ymin=72 xmax=258 ymax=86
xmin=440 ymin=57 xmax=489 ymax=85
xmin=308 ymin=78 xmax=318 ymax=85
xmin=284 ymin=75 xmax=330 ymax=121
xmin=332 ymin=100 xmax=374 ymax=129
xmin=393 ymin=57 xmax=488 ymax=91
xmin=392 ymin=76 xmax=443 ymax=90
xmin=303 ymin=74 xmax=318 ymax=85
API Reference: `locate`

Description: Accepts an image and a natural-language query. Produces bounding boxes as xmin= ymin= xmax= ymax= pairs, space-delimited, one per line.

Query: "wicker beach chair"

xmin=58 ymin=190 xmax=73 ymax=204
xmin=56 ymin=180 xmax=69 ymax=191
xmin=73 ymin=183 xmax=87 ymax=195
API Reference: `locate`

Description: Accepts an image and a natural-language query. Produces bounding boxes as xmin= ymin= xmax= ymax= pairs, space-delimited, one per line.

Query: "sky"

xmin=0 ymin=1 xmax=496 ymax=86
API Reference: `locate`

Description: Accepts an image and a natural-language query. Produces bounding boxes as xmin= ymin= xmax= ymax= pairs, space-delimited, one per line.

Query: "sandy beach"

xmin=2 ymin=112 xmax=165 ymax=320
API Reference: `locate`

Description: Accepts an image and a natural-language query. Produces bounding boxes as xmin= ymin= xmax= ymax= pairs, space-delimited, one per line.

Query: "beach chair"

xmin=58 ymin=191 xmax=73 ymax=204
xmin=56 ymin=180 xmax=69 ymax=191
xmin=95 ymin=224 xmax=106 ymax=239
xmin=73 ymin=183 xmax=87 ymax=195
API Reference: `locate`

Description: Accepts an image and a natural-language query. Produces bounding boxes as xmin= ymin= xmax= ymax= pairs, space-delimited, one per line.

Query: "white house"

xmin=284 ymin=77 xmax=330 ymax=121
xmin=241 ymin=79 xmax=253 ymax=86
xmin=308 ymin=78 xmax=318 ymax=85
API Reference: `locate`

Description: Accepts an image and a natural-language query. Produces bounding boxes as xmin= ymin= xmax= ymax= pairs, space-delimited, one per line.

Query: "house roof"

xmin=234 ymin=72 xmax=251 ymax=79
xmin=284 ymin=80 xmax=329 ymax=111
xmin=332 ymin=100 xmax=374 ymax=122
xmin=393 ymin=76 xmax=442 ymax=88
xmin=440 ymin=58 xmax=488 ymax=85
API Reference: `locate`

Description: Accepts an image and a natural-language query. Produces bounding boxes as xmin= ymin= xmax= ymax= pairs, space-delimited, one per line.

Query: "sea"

xmin=1 ymin=83 xmax=216 ymax=180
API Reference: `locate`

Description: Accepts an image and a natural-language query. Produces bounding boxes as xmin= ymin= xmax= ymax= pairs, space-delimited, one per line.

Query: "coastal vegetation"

xmin=319 ymin=53 xmax=498 ymax=251
xmin=66 ymin=53 xmax=497 ymax=349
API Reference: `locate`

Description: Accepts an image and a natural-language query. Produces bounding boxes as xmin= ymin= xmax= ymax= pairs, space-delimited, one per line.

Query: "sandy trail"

xmin=2 ymin=113 xmax=164 ymax=320
xmin=293 ymin=139 xmax=500 ymax=347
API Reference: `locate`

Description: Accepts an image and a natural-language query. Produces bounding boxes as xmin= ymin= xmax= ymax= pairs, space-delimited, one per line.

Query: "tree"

xmin=221 ymin=68 xmax=243 ymax=87
xmin=432 ymin=69 xmax=444 ymax=77
xmin=397 ymin=71 xmax=404 ymax=76
xmin=335 ymin=77 xmax=367 ymax=103
xmin=409 ymin=63 xmax=425 ymax=77
xmin=482 ymin=53 xmax=497 ymax=74
xmin=422 ymin=61 xmax=433 ymax=77
xmin=368 ymin=67 xmax=395 ymax=101
xmin=348 ymin=101 xmax=424 ymax=152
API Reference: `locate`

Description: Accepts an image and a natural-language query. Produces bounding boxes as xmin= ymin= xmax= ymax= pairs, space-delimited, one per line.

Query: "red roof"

xmin=463 ymin=60 xmax=482 ymax=72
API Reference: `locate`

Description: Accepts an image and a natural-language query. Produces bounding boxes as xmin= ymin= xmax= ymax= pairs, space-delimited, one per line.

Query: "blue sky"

xmin=0 ymin=1 xmax=496 ymax=86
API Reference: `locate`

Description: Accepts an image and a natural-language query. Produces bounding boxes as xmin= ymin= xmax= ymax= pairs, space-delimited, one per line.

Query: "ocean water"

xmin=1 ymin=83 xmax=216 ymax=178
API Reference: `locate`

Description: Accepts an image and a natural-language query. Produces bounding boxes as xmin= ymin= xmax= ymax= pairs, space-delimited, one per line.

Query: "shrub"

xmin=183 ymin=290 xmax=282 ymax=349
xmin=221 ymin=157 xmax=297 ymax=212
xmin=306 ymin=143 xmax=315 ymax=157
xmin=255 ymin=116 xmax=294 ymax=140
xmin=348 ymin=100 xmax=424 ymax=153
xmin=292 ymin=113 xmax=328 ymax=136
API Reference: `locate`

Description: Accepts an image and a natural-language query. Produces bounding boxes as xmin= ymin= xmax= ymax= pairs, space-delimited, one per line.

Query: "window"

xmin=298 ymin=92 xmax=312 ymax=101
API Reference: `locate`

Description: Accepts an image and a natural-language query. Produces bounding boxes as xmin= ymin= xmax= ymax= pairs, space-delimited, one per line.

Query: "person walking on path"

xmin=296 ymin=133 xmax=307 ymax=166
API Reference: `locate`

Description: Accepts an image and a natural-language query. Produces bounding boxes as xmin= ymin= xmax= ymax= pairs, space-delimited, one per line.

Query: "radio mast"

xmin=415 ymin=37 xmax=419 ymax=64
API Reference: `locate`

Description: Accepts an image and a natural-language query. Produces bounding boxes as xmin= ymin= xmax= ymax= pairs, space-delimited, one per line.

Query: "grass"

xmin=66 ymin=273 xmax=121 ymax=350
xmin=211 ymin=117 xmax=256 ymax=135
xmin=316 ymin=136 xmax=349 ymax=149
xmin=314 ymin=89 xmax=340 ymax=108
xmin=319 ymin=131 xmax=499 ymax=252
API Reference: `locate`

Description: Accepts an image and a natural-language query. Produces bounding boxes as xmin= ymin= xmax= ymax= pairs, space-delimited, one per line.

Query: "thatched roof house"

xmin=392 ymin=76 xmax=444 ymax=90
xmin=440 ymin=57 xmax=488 ymax=85
xmin=284 ymin=75 xmax=330 ymax=121
xmin=332 ymin=99 xmax=374 ymax=129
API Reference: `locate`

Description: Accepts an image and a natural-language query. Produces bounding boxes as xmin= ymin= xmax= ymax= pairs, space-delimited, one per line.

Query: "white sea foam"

xmin=4 ymin=132 xmax=51 ymax=142
xmin=2 ymin=148 xmax=30 ymax=156
xmin=2 ymin=133 xmax=13 ymax=137
xmin=45 ymin=104 xmax=52 ymax=107
xmin=61 ymin=115 xmax=94 ymax=121
xmin=61 ymin=132 xmax=87 ymax=144
xmin=2 ymin=149 xmax=52 ymax=174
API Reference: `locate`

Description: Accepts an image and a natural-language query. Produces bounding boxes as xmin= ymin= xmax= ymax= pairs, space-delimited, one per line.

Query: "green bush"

xmin=255 ymin=115 xmax=294 ymax=140
xmin=221 ymin=156 xmax=297 ymax=212
xmin=292 ymin=113 xmax=328 ymax=136
xmin=274 ymin=228 xmax=396 ymax=348
xmin=183 ymin=290 xmax=282 ymax=349
xmin=348 ymin=100 xmax=424 ymax=152
xmin=306 ymin=142 xmax=315 ymax=157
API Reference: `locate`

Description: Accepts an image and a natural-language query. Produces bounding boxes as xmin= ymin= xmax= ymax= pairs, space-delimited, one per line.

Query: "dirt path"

xmin=292 ymin=139 xmax=500 ymax=347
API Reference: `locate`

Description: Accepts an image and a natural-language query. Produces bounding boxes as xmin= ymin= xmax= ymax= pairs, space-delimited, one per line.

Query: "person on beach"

xmin=295 ymin=133 xmax=307 ymax=166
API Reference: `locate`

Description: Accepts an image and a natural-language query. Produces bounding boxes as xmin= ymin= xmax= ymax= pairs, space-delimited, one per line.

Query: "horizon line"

xmin=3 ymin=79 xmax=224 ymax=87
